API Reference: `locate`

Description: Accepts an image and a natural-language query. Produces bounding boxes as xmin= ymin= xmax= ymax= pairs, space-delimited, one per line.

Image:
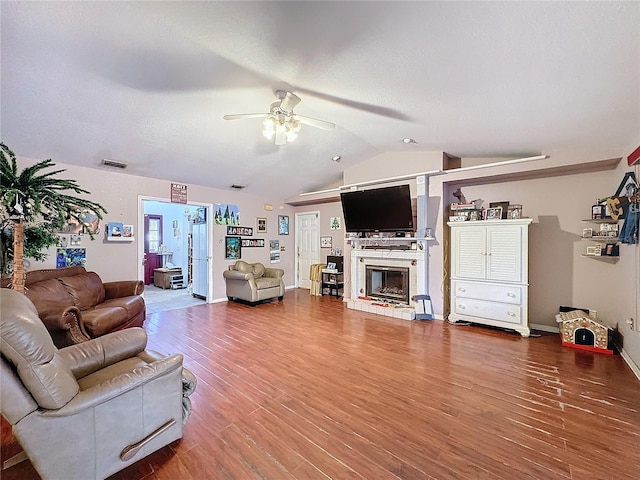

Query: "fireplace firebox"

xmin=366 ymin=265 xmax=410 ymax=304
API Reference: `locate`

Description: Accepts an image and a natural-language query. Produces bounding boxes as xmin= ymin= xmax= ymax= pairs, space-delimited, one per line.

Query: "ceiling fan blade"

xmin=294 ymin=115 xmax=336 ymax=131
xmin=223 ymin=113 xmax=269 ymax=120
xmin=278 ymin=91 xmax=301 ymax=112
xmin=275 ymin=130 xmax=287 ymax=146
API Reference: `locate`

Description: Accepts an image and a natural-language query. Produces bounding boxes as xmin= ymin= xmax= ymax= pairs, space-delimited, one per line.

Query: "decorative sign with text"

xmin=171 ymin=183 xmax=187 ymax=204
xmin=227 ymin=226 xmax=253 ymax=236
xmin=241 ymin=238 xmax=265 ymax=248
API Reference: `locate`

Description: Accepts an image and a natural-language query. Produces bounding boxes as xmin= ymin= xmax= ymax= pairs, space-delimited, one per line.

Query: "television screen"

xmin=340 ymin=184 xmax=414 ymax=233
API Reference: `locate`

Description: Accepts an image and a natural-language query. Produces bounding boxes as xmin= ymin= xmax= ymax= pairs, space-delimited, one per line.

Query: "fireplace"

xmin=366 ymin=265 xmax=410 ymax=304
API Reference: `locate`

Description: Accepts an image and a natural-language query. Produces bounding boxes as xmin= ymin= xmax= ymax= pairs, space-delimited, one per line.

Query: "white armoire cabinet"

xmin=448 ymin=218 xmax=533 ymax=337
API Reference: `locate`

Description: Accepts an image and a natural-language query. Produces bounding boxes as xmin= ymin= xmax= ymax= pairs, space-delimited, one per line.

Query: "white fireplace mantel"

xmin=347 ymin=246 xmax=429 ymax=320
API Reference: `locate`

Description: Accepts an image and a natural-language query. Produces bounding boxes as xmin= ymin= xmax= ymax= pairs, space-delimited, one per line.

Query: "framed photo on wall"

xmin=278 ymin=215 xmax=289 ymax=235
xmin=257 ymin=217 xmax=267 ymax=233
xmin=225 ymin=236 xmax=241 ymax=260
xmin=320 ymin=236 xmax=332 ymax=248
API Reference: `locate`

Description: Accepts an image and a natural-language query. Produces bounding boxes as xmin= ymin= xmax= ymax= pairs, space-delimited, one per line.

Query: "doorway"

xmin=295 ymin=211 xmax=320 ymax=289
xmin=138 ymin=197 xmax=214 ymax=304
xmin=144 ymin=214 xmax=163 ymax=285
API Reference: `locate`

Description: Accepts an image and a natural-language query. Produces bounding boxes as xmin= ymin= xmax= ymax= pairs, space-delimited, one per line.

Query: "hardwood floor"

xmin=3 ymin=288 xmax=640 ymax=479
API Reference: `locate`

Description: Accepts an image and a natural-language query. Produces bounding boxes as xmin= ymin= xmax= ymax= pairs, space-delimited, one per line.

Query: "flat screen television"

xmin=340 ymin=184 xmax=414 ymax=233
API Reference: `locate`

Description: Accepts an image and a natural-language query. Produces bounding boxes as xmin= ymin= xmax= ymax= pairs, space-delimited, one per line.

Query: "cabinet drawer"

xmin=452 ymin=280 xmax=522 ymax=305
xmin=452 ymin=297 xmax=522 ymax=324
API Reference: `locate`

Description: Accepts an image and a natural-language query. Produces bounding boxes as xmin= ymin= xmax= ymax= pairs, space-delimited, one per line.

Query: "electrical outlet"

xmin=626 ymin=317 xmax=636 ymax=331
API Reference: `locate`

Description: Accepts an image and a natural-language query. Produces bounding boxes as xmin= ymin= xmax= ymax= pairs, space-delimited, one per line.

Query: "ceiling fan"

xmin=223 ymin=90 xmax=335 ymax=145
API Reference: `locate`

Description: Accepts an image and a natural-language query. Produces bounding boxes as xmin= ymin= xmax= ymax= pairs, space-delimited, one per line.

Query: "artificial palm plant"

xmin=0 ymin=143 xmax=107 ymax=293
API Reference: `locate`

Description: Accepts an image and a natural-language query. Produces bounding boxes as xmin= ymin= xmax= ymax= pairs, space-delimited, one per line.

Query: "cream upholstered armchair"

xmin=0 ymin=289 xmax=196 ymax=480
xmin=223 ymin=260 xmax=285 ymax=305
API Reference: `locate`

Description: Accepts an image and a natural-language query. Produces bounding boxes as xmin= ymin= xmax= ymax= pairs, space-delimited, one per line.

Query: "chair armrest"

xmin=223 ymin=270 xmax=252 ymax=281
xmin=264 ymin=268 xmax=284 ymax=280
xmin=58 ymin=328 xmax=148 ymax=378
xmin=40 ymin=306 xmax=90 ymax=344
xmin=41 ymin=354 xmax=184 ymax=417
xmin=103 ymin=280 xmax=144 ymax=299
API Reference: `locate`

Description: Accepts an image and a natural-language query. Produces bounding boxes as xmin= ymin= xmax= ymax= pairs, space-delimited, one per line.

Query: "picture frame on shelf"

xmin=602 ymin=244 xmax=619 ymax=256
xmin=507 ymin=204 xmax=523 ymax=219
xmin=591 ymin=204 xmax=605 ymax=220
xmin=489 ymin=201 xmax=510 ymax=219
xmin=485 ymin=207 xmax=502 ymax=220
xmin=107 ymin=222 xmax=123 ymax=237
xmin=122 ymin=225 xmax=133 ymax=237
xmin=582 ymin=228 xmax=593 ymax=238
xmin=326 ymin=262 xmax=337 ymax=270
xmin=585 ymin=245 xmax=602 ymax=256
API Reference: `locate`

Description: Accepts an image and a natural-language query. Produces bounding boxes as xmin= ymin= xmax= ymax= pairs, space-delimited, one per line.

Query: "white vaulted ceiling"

xmin=1 ymin=1 xmax=638 ymax=199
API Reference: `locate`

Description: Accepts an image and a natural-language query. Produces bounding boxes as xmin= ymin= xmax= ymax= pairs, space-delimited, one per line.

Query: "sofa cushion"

xmin=59 ymin=272 xmax=106 ymax=310
xmin=25 ymin=279 xmax=75 ymax=323
xmin=98 ymin=296 xmax=145 ymax=318
xmin=252 ymin=263 xmax=265 ymax=278
xmin=234 ymin=260 xmax=252 ymax=274
xmin=255 ymin=276 xmax=281 ymax=289
xmin=81 ymin=307 xmax=129 ymax=337
xmin=0 ymin=289 xmax=79 ymax=409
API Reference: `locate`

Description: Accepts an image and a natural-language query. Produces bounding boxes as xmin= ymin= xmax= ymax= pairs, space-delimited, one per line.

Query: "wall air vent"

xmin=230 ymin=184 xmax=246 ymax=190
xmin=101 ymin=159 xmax=128 ymax=169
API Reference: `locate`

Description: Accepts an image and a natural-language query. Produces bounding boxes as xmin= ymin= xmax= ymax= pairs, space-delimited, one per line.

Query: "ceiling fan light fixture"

xmin=262 ymin=117 xmax=276 ymax=139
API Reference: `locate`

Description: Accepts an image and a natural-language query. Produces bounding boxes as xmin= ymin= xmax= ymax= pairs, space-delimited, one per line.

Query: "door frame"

xmin=138 ymin=195 xmax=214 ymax=303
xmin=294 ymin=210 xmax=320 ymax=288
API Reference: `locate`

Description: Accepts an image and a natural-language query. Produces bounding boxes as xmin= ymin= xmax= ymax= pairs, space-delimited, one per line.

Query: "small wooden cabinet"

xmin=321 ymin=270 xmax=344 ymax=298
xmin=448 ymin=219 xmax=532 ymax=337
xmin=153 ymin=268 xmax=184 ymax=289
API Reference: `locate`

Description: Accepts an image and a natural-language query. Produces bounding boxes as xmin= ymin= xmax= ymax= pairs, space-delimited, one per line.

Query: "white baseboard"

xmin=620 ymin=349 xmax=640 ymax=382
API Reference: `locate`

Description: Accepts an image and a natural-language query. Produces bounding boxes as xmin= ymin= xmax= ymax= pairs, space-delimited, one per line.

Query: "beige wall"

xmin=17 ymin=157 xmax=297 ymax=301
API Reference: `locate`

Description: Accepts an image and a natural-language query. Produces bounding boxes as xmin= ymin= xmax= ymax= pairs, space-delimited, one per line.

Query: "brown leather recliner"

xmin=0 ymin=288 xmax=196 ymax=480
xmin=1 ymin=266 xmax=145 ymax=348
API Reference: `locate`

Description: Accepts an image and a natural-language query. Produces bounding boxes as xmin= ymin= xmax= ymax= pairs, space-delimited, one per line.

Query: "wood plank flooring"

xmin=3 ymin=288 xmax=640 ymax=479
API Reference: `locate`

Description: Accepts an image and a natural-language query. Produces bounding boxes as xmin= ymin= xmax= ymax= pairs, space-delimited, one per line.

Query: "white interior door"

xmin=296 ymin=212 xmax=320 ymax=289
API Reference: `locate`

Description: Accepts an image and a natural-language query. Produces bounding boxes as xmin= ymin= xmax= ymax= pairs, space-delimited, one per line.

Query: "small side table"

xmin=154 ymin=268 xmax=183 ymax=289
xmin=321 ymin=269 xmax=344 ymax=298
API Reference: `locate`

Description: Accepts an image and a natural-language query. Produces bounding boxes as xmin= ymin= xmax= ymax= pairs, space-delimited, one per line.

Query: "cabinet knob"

xmin=507 ymin=292 xmax=516 ymax=298
xmin=458 ymin=304 xmax=465 ymax=310
xmin=508 ymin=311 xmax=516 ymax=317
xmin=458 ymin=287 xmax=466 ymax=292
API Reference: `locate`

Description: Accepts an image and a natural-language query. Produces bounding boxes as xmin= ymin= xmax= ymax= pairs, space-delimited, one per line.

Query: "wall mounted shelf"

xmin=106 ymin=237 xmax=135 ymax=242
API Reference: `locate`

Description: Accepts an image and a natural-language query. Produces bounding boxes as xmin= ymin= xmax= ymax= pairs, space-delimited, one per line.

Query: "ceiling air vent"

xmin=101 ymin=159 xmax=128 ymax=169
xmin=230 ymin=184 xmax=246 ymax=190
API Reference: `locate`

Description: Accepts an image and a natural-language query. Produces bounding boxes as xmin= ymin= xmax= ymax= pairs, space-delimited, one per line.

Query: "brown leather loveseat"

xmin=1 ymin=266 xmax=145 ymax=348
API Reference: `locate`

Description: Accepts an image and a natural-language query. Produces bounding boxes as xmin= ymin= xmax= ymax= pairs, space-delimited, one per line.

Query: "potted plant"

xmin=0 ymin=143 xmax=107 ymax=293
